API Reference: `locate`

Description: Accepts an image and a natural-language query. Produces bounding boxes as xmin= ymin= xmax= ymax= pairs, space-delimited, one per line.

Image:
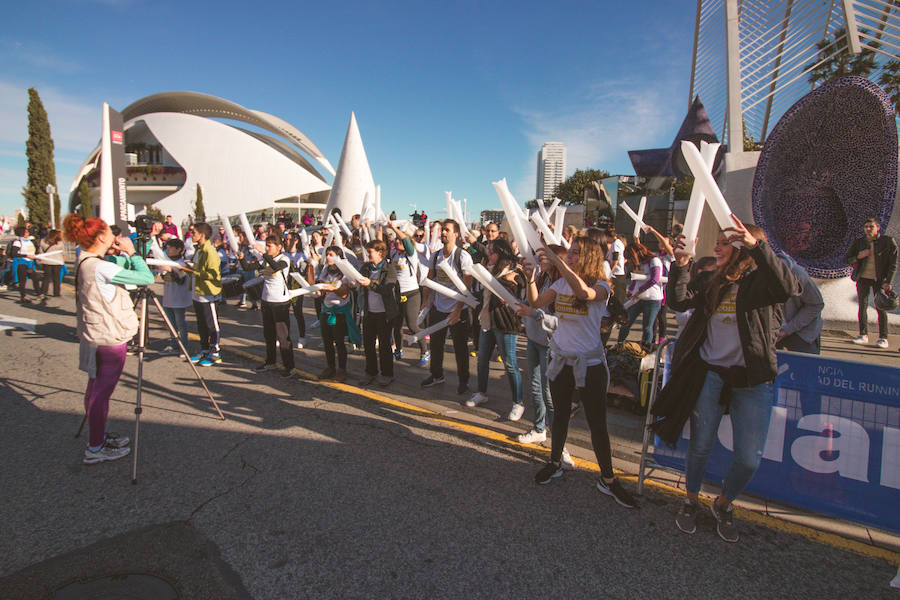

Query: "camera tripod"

xmin=75 ymin=261 xmax=226 ymax=484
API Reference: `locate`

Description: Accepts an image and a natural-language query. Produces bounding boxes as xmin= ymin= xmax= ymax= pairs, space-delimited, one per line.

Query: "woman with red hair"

xmin=63 ymin=214 xmax=155 ymax=465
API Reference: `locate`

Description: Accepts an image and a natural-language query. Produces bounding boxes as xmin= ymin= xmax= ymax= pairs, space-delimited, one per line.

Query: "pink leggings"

xmin=84 ymin=344 xmax=128 ymax=448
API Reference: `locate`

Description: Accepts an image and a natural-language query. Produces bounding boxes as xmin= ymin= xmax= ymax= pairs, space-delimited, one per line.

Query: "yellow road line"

xmin=150 ymin=316 xmax=900 ymax=563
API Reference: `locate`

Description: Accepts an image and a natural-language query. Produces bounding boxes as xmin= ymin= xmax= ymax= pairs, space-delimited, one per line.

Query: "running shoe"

xmin=517 ymin=429 xmax=547 ymax=444
xmin=465 ymin=392 xmax=488 ymax=407
xmin=255 ymin=363 xmax=278 ymax=372
xmin=189 ymin=351 xmax=208 ymax=364
xmin=596 ymin=477 xmax=638 ymax=509
xmin=534 ymin=461 xmax=563 ymax=485
xmin=675 ymin=500 xmax=698 ymax=534
xmin=710 ymin=500 xmax=739 ymax=542
xmin=415 ymin=352 xmax=430 ymax=368
xmin=199 ymin=352 xmax=221 ymax=367
xmin=104 ymin=432 xmax=131 ymax=449
xmin=508 ymin=403 xmax=525 ymax=421
xmin=393 ymin=349 xmax=402 ymax=361
xmin=421 ymin=375 xmax=445 ymax=388
xmin=83 ymin=445 xmax=131 ymax=465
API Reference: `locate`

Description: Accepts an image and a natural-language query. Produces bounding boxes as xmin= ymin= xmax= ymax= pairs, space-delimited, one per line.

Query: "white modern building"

xmin=69 ymin=91 xmax=335 ymax=226
xmin=536 ymin=142 xmax=566 ymax=202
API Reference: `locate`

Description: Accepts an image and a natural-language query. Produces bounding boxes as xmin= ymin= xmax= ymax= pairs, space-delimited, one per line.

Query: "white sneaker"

xmin=296 ymin=337 xmax=307 ymax=349
xmin=83 ymin=445 xmax=131 ymax=465
xmin=561 ymin=447 xmax=575 ymax=469
xmin=517 ymin=428 xmax=547 ymax=444
xmin=465 ymin=392 xmax=488 ymax=407
xmin=852 ymin=334 xmax=869 ymax=345
xmin=508 ymin=403 xmax=525 ymax=421
xmin=877 ymin=338 xmax=889 ymax=349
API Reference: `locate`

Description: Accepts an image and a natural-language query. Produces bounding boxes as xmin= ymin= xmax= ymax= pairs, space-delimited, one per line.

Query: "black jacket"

xmin=360 ymin=260 xmax=400 ymax=322
xmin=481 ymin=270 xmax=525 ymax=334
xmin=844 ymin=234 xmax=898 ymax=285
xmin=651 ymin=241 xmax=798 ymax=445
xmin=665 ymin=241 xmax=798 ymax=386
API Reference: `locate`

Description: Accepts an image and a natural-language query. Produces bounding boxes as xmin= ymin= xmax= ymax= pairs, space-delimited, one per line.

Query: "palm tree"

xmin=806 ymin=27 xmax=879 ymax=87
xmin=878 ymin=60 xmax=900 ymax=114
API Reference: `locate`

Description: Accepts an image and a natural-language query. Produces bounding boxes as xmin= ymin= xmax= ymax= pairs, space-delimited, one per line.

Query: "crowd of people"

xmin=8 ymin=206 xmax=899 ymax=544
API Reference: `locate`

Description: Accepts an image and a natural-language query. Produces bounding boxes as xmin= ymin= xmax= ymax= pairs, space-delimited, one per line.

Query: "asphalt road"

xmin=0 ymin=288 xmax=898 ymax=599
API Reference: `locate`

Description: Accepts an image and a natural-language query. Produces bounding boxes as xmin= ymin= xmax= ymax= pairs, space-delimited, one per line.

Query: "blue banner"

xmin=653 ymin=351 xmax=900 ymax=534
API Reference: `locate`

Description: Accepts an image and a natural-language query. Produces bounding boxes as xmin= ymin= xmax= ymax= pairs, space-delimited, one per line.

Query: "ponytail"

xmin=63 ymin=214 xmax=107 ymax=248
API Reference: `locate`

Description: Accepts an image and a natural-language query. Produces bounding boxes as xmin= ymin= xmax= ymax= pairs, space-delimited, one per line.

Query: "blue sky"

xmin=0 ymin=0 xmax=695 ymax=221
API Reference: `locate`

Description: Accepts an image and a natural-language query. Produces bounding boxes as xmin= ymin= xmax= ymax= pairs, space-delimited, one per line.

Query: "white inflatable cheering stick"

xmin=620 ymin=197 xmax=650 ymax=239
xmin=680 ymin=140 xmax=720 ymax=255
xmin=681 ymin=140 xmax=738 ymax=250
xmin=219 ymin=214 xmax=240 ymax=255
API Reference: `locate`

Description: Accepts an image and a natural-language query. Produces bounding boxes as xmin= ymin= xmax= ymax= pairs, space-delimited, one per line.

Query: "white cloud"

xmin=510 ymin=79 xmax=683 ymax=201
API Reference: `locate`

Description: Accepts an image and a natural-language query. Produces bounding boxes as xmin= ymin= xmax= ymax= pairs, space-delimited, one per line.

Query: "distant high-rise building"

xmin=536 ymin=142 xmax=567 ymax=202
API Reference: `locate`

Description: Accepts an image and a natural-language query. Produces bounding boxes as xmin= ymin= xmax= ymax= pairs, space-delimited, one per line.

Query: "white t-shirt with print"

xmin=608 ymin=238 xmax=626 ymax=276
xmin=550 ymin=278 xmax=611 ymax=366
xmin=392 ymin=251 xmax=419 ymax=293
xmin=700 ymin=285 xmax=745 ymax=367
xmin=431 ymin=247 xmax=473 ymax=314
xmin=318 ymin=268 xmax=350 ymax=308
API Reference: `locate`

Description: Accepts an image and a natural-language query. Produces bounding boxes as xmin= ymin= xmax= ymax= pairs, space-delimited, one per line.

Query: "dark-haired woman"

xmin=617 ymin=239 xmax=664 ymax=347
xmin=467 ymin=238 xmax=525 ymax=421
xmin=63 ymin=214 xmax=155 ymax=465
xmin=662 ymin=217 xmax=796 ymax=542
xmin=519 ymin=236 xmax=637 ymax=508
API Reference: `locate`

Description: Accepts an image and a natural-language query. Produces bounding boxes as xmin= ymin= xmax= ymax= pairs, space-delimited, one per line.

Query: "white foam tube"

xmin=681 ymin=140 xmax=720 ymax=255
xmin=466 ymin=263 xmax=522 ymax=309
xmin=416 ymin=305 xmax=430 ymax=326
xmin=635 ymin=196 xmax=647 ymax=239
xmin=553 ymin=205 xmax=569 ymax=248
xmin=34 ymin=250 xmax=63 ymax=259
xmin=422 ymin=277 xmax=479 ymax=308
xmin=422 ymin=220 xmax=430 ymax=247
xmin=405 ymin=317 xmax=450 ymax=346
xmin=219 ymin=214 xmax=240 ymax=255
xmin=547 ymin=197 xmax=562 ymax=220
xmin=452 ymin=199 xmax=470 ymax=238
xmin=681 ymin=140 xmax=732 ymax=230
xmin=299 ymin=228 xmax=309 ymax=251
xmin=492 ymin=178 xmax=532 ymax=260
xmin=239 ymin=213 xmax=254 ymax=242
xmin=324 ymin=227 xmax=335 ymax=248
xmin=438 ymin=261 xmax=469 ymax=296
xmin=34 ymin=256 xmax=64 ymax=265
xmin=361 ymin=224 xmax=371 ymax=243
xmin=430 ymin=222 xmax=443 ymax=253
xmin=629 ymin=272 xmax=668 ymax=283
xmin=290 ymin=272 xmax=310 ymax=288
xmin=334 ymin=257 xmax=365 ymax=284
xmin=518 ymin=212 xmax=543 ymax=255
xmin=530 ymin=211 xmax=561 ymax=245
xmin=145 ymin=257 xmax=185 ymax=269
xmin=535 ymin=198 xmax=549 ymax=224
xmin=375 ymin=185 xmax=382 ymax=224
xmin=242 ymin=275 xmax=265 ymax=289
xmin=334 ymin=213 xmax=353 ymax=238
xmin=288 ymin=283 xmax=332 ymax=298
xmin=149 ymin=237 xmax=168 ymax=261
xmin=620 ymin=201 xmax=650 ymax=237
xmin=360 ymin=191 xmax=373 ymax=222
xmin=445 ymin=191 xmax=454 ymax=223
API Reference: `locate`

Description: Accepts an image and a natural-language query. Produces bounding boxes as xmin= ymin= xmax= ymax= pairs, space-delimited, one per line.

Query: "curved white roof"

xmin=69 ymin=91 xmax=335 ymax=222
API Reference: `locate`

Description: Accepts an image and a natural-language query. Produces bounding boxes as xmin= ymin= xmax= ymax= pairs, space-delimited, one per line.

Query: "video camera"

xmin=128 ymin=214 xmax=155 ymax=237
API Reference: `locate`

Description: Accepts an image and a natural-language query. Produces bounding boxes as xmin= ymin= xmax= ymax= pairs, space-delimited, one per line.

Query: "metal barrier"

xmin=637 ymin=337 xmax=676 ymax=495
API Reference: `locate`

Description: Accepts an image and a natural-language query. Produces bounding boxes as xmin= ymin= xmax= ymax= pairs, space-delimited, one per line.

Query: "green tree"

xmin=806 ymin=27 xmax=879 ymax=87
xmin=145 ymin=204 xmax=165 ymax=222
xmin=78 ymin=179 xmax=93 ymax=219
xmin=193 ymin=183 xmax=206 ymax=222
xmin=553 ymin=168 xmax=610 ymax=205
xmin=878 ymin=59 xmax=900 ymax=114
xmin=22 ymin=88 xmax=58 ymax=227
xmin=17 ymin=212 xmax=25 ymax=227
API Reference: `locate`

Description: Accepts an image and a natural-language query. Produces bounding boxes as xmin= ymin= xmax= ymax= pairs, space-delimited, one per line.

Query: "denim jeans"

xmin=618 ymin=299 xmax=662 ymax=346
xmin=476 ymin=328 xmax=522 ymax=405
xmin=163 ymin=306 xmax=189 ymax=350
xmin=527 ymin=340 xmax=552 ymax=432
xmin=685 ymin=370 xmax=774 ymax=501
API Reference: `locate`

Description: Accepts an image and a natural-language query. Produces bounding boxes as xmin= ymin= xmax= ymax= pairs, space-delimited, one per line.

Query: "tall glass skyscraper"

xmin=536 ymin=142 xmax=566 ymax=202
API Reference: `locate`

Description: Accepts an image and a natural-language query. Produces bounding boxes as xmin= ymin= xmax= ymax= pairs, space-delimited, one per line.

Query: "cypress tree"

xmin=22 ymin=88 xmax=58 ymax=227
xmin=78 ymin=179 xmax=93 ymax=218
xmin=193 ymin=183 xmax=206 ymax=222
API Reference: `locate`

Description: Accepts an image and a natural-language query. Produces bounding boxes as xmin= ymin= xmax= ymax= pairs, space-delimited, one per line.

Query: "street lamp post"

xmin=46 ymin=183 xmax=56 ymax=228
